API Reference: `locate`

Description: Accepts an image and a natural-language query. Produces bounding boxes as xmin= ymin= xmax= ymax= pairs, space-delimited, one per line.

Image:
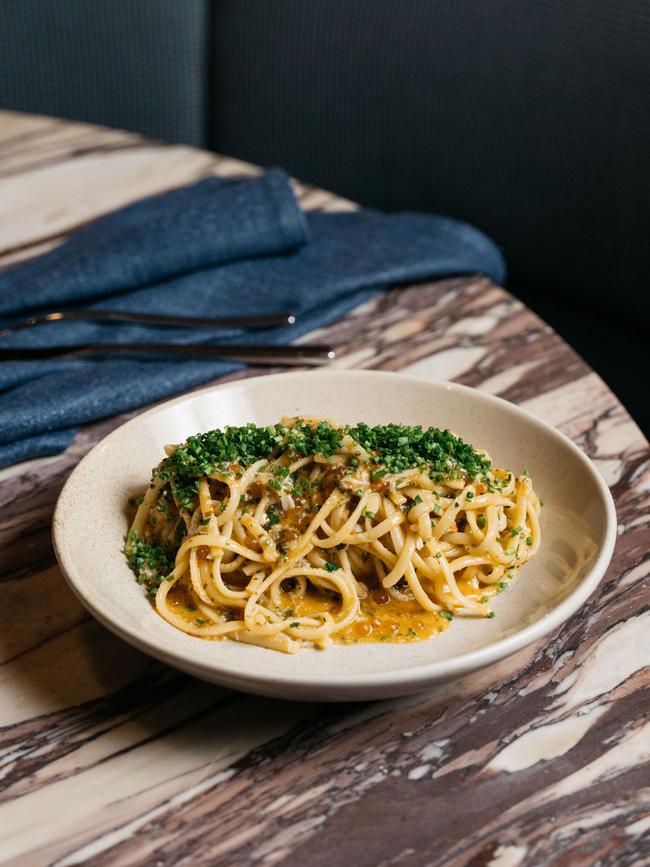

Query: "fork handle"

xmin=0 ymin=343 xmax=336 ymax=367
xmin=2 ymin=309 xmax=296 ymax=332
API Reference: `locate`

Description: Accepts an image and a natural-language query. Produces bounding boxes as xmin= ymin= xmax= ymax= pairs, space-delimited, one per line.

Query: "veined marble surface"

xmin=0 ymin=112 xmax=648 ymax=867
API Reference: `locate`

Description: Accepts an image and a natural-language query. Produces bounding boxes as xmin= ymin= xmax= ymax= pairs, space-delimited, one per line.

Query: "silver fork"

xmin=0 ymin=309 xmax=335 ymax=366
xmin=0 ymin=342 xmax=335 ymax=366
xmin=0 ymin=309 xmax=296 ymax=335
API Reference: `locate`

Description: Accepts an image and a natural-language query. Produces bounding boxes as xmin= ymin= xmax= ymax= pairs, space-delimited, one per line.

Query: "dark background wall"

xmin=0 ymin=0 xmax=648 ymax=433
xmin=211 ymin=0 xmax=650 ymax=323
xmin=0 ymin=0 xmax=207 ymax=146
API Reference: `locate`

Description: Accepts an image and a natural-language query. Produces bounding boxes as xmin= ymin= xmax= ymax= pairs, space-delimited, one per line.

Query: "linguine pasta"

xmin=125 ymin=417 xmax=541 ymax=653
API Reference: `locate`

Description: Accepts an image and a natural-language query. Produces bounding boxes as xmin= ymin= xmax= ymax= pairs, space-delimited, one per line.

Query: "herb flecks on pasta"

xmin=125 ymin=418 xmax=541 ymax=653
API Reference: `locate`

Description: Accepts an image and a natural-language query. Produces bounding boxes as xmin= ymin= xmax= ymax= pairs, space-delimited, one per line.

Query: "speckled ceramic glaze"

xmin=53 ymin=371 xmax=616 ymax=701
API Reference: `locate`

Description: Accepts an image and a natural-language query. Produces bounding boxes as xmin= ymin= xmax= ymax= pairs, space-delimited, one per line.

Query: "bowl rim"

xmin=53 ymin=370 xmax=617 ymax=694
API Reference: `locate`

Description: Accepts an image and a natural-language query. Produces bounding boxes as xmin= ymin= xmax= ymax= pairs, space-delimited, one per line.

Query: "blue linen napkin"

xmin=0 ymin=169 xmax=505 ymax=468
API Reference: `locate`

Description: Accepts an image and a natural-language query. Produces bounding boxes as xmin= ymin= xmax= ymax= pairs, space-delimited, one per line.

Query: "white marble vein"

xmin=488 ymin=704 xmax=607 ymax=773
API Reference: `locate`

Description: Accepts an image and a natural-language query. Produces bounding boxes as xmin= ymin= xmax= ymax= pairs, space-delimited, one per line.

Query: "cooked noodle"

xmin=125 ymin=417 xmax=541 ymax=653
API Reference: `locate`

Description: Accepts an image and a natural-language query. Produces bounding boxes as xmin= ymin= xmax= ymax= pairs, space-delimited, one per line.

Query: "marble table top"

xmin=0 ymin=111 xmax=648 ymax=867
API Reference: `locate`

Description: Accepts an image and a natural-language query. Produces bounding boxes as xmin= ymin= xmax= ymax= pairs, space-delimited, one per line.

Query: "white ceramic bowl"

xmin=53 ymin=371 xmax=616 ymax=701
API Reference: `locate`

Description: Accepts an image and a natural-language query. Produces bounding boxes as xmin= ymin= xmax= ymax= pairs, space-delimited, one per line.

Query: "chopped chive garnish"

xmin=153 ymin=422 xmax=492 ymax=512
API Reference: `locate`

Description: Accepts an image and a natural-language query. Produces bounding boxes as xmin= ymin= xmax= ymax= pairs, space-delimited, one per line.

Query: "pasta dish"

xmin=125 ymin=417 xmax=541 ymax=653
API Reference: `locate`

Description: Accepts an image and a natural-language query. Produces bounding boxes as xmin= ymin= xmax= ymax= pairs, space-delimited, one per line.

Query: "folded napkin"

xmin=0 ymin=169 xmax=505 ymax=468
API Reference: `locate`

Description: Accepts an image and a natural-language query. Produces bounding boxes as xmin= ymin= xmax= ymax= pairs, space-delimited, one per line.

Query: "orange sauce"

xmin=282 ymin=587 xmax=450 ymax=644
xmin=167 ymin=586 xmax=205 ymax=623
xmin=166 ymin=570 xmax=455 ymax=644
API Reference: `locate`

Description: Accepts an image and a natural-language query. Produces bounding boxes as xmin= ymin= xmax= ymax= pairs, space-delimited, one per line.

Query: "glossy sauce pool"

xmin=163 ymin=584 xmax=496 ymax=644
